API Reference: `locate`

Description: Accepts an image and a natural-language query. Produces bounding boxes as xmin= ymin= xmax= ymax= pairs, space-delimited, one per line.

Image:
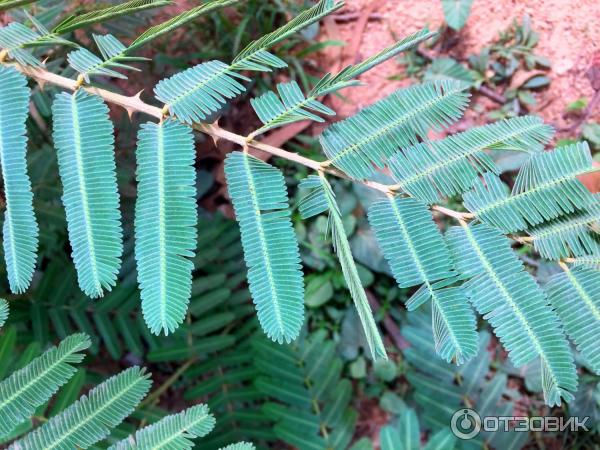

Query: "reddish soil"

xmin=326 ymin=0 xmax=600 ymax=128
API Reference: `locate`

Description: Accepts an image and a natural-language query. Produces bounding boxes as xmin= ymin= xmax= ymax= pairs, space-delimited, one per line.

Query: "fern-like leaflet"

xmin=298 ymin=174 xmax=387 ymax=359
xmin=528 ymin=200 xmax=600 ymax=260
xmin=388 ymin=115 xmax=553 ymax=203
xmin=0 ymin=66 xmax=39 ymax=293
xmin=155 ymin=0 xmax=343 ymax=124
xmin=0 ymin=299 xmax=7 ymax=328
xmin=320 ymin=80 xmax=470 ymax=179
xmin=68 ymin=34 xmax=147 ymax=82
xmin=52 ymin=0 xmax=172 ymax=35
xmin=0 ymin=333 xmax=91 ymax=438
xmin=52 ymin=90 xmax=122 ymax=298
xmin=446 ymin=223 xmax=578 ymax=405
xmin=464 ymin=143 xmax=597 ymax=232
xmin=10 ymin=366 xmax=152 ymax=450
xmin=368 ymin=196 xmax=477 ymax=364
xmin=108 ymin=404 xmax=216 ymax=450
xmin=224 ymin=152 xmax=304 ymax=344
xmin=249 ymin=28 xmax=436 ymax=137
xmin=129 ymin=0 xmax=240 ymax=52
xmin=134 ymin=120 xmax=197 ymax=335
xmin=545 ymin=266 xmax=600 ymax=375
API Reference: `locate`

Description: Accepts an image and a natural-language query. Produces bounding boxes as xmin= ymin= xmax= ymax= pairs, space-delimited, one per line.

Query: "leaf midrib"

xmin=45 ymin=375 xmax=145 ymax=450
xmin=71 ymin=94 xmax=102 ymax=295
xmin=328 ymin=84 xmax=464 ymax=168
xmin=243 ymin=154 xmax=284 ymax=336
xmin=0 ymin=91 xmax=20 ymax=285
xmin=461 ymin=225 xmax=556 ymax=387
xmin=396 ymin=121 xmax=543 ymax=188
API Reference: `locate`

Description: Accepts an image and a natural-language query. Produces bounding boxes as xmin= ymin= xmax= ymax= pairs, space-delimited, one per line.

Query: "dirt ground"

xmin=327 ymin=0 xmax=600 ymax=128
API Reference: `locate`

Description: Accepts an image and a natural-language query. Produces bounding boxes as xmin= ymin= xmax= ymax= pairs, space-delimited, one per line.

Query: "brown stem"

xmin=6 ymin=63 xmax=489 ymax=225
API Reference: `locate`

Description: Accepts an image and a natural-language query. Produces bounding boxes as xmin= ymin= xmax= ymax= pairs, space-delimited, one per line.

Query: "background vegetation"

xmin=0 ymin=0 xmax=599 ymax=449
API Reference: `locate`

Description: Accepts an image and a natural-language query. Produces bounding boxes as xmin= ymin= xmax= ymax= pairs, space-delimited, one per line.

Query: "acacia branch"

xmin=11 ymin=63 xmax=479 ymax=224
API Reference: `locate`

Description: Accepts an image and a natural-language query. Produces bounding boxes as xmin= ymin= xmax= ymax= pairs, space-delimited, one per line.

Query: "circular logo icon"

xmin=451 ymin=408 xmax=481 ymax=440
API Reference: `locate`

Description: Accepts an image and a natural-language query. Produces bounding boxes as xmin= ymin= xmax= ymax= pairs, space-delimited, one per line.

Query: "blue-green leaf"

xmin=0 ymin=66 xmax=38 ymax=293
xmin=52 ymin=89 xmax=122 ymax=298
xmin=135 ymin=120 xmax=197 ymax=335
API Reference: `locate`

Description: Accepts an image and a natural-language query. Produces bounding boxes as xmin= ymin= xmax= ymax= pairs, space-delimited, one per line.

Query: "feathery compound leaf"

xmin=231 ymin=0 xmax=344 ymax=72
xmin=465 ymin=143 xmax=596 ymax=232
xmin=320 ymin=80 xmax=470 ymax=179
xmin=249 ymin=29 xmax=436 ymax=138
xmin=446 ymin=223 xmax=578 ymax=405
xmin=569 ymin=253 xmax=600 ymax=269
xmin=250 ymin=81 xmax=335 ymax=135
xmin=224 ymin=152 xmax=304 ymax=344
xmin=53 ymin=0 xmax=172 ymax=35
xmin=0 ymin=299 xmax=7 ymax=328
xmin=528 ymin=200 xmax=600 ymax=260
xmin=0 ymin=333 xmax=91 ymax=438
xmin=52 ymin=90 xmax=122 ymax=298
xmin=108 ymin=404 xmax=216 ymax=450
xmin=298 ymin=175 xmax=386 ymax=360
xmin=546 ymin=267 xmax=600 ymax=375
xmin=368 ymin=196 xmax=477 ymax=364
xmin=219 ymin=444 xmax=255 ymax=450
xmin=368 ymin=197 xmax=455 ymax=289
xmin=0 ymin=22 xmax=43 ymax=66
xmin=313 ymin=28 xmax=436 ymax=97
xmin=389 ymin=115 xmax=553 ymax=204
xmin=441 ymin=0 xmax=474 ymax=30
xmin=0 ymin=66 xmax=39 ymax=293
xmin=135 ymin=120 xmax=197 ymax=336
xmin=157 ymin=0 xmax=341 ymax=124
xmin=129 ymin=0 xmax=240 ymax=52
xmin=68 ymin=34 xmax=145 ymax=83
xmin=10 ymin=366 xmax=152 ymax=450
xmin=155 ymin=60 xmax=248 ymax=124
xmin=0 ymin=0 xmax=37 ymax=11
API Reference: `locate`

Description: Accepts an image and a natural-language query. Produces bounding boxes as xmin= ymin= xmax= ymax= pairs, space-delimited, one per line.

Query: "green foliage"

xmin=156 ymin=0 xmax=343 ymax=124
xmin=440 ymin=0 xmax=474 ymax=31
xmin=0 ymin=66 xmax=38 ymax=293
xmin=52 ymin=0 xmax=172 ymax=35
xmin=545 ymin=267 xmax=600 ymax=374
xmin=224 ymin=152 xmax=304 ymax=344
xmin=0 ymin=0 xmax=37 ymax=12
xmin=250 ymin=28 xmax=435 ymax=137
xmin=320 ymin=80 xmax=470 ymax=179
xmin=253 ymin=331 xmax=356 ymax=450
xmin=424 ymin=57 xmax=475 ymax=86
xmin=108 ymin=404 xmax=216 ymax=450
xmin=12 ymin=366 xmax=150 ymax=449
xmin=389 ymin=115 xmax=553 ymax=203
xmin=379 ymin=408 xmax=456 ymax=450
xmin=129 ymin=0 xmax=240 ymax=52
xmin=368 ymin=196 xmax=477 ymax=364
xmin=299 ymin=175 xmax=386 ymax=360
xmin=0 ymin=299 xmax=7 ymax=328
xmin=0 ymin=333 xmax=90 ymax=438
xmin=0 ymin=332 xmax=250 ymax=449
xmin=528 ymin=201 xmax=600 ymax=259
xmin=464 ymin=143 xmax=597 ymax=232
xmin=68 ymin=34 xmax=146 ymax=82
xmin=446 ymin=223 xmax=578 ymax=406
xmin=0 ymin=2 xmax=599 ymax=448
xmin=135 ymin=120 xmax=197 ymax=336
xmin=52 ymin=90 xmax=122 ymax=298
